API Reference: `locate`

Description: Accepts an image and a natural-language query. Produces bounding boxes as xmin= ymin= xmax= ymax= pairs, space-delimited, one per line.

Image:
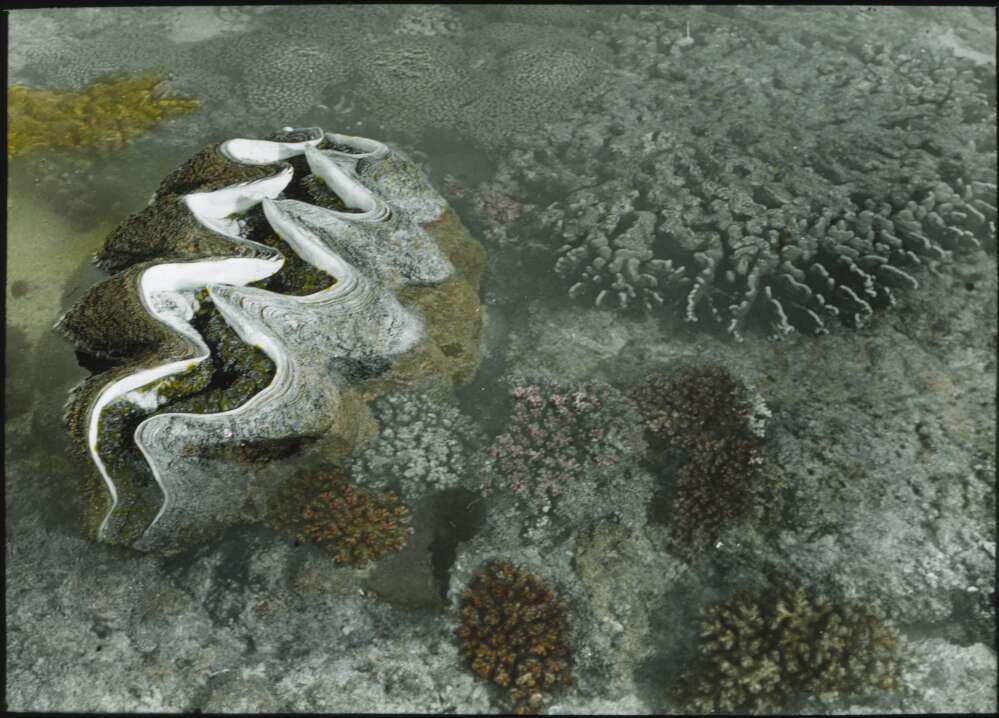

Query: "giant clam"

xmin=57 ymin=127 xmax=485 ymax=553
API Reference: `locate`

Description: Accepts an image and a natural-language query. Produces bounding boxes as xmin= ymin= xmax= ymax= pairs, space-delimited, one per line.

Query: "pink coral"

xmin=484 ymin=378 xmax=646 ymax=516
xmin=443 ymin=172 xmax=535 ymax=246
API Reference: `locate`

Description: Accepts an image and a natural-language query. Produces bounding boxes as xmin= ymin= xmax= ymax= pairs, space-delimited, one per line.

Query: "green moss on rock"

xmin=95 ymin=397 xmax=166 ymax=545
xmin=243 ymin=205 xmax=338 ymax=296
xmin=158 ymin=293 xmax=276 ymax=414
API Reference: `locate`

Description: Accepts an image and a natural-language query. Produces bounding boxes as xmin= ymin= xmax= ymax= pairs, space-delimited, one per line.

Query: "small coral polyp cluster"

xmin=7 ymin=73 xmax=198 ymax=159
xmin=351 ymin=392 xmax=483 ymax=499
xmin=456 ymin=560 xmax=573 ymax=715
xmin=484 ymin=378 xmax=647 ymax=519
xmin=267 ymin=467 xmax=412 ymax=568
xmin=668 ymin=583 xmax=916 ymax=714
xmin=630 ymin=363 xmax=767 ymax=552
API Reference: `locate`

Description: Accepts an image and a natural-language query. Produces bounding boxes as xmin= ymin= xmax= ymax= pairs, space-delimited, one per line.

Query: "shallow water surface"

xmin=5 ymin=5 xmax=997 ymax=715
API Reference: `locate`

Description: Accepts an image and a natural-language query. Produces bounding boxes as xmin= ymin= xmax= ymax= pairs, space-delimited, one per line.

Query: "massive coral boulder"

xmin=354 ymin=23 xmax=612 ymax=150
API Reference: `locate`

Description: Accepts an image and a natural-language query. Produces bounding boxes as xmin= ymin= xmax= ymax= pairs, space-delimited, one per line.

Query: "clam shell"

xmin=58 ymin=127 xmax=464 ymax=551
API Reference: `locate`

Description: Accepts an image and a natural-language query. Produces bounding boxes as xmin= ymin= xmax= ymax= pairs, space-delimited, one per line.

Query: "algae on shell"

xmin=58 ymin=126 xmax=485 ymax=552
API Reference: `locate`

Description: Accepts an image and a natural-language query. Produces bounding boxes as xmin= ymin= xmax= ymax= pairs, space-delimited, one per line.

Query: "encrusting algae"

xmin=8 ymin=73 xmax=199 ymax=160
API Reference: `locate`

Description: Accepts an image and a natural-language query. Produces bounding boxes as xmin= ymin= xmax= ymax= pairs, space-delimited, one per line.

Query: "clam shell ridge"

xmin=56 ymin=127 xmax=455 ymax=552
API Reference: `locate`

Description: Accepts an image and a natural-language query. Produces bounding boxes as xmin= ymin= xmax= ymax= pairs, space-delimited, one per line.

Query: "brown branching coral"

xmin=667 ymin=583 xmax=918 ymax=714
xmin=630 ymin=363 xmax=768 ymax=552
xmin=456 ymin=560 xmax=573 ymax=715
xmin=630 ymin=363 xmax=756 ymax=449
xmin=266 ymin=466 xmax=412 ymax=568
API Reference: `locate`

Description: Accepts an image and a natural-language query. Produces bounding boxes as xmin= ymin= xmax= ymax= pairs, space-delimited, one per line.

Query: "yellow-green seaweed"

xmin=8 ymin=73 xmax=199 ymax=160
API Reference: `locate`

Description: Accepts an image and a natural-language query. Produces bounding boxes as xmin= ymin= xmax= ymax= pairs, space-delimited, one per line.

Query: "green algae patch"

xmin=361 ymin=208 xmax=486 ymax=401
xmin=243 ymin=206 xmax=338 ymax=296
xmin=95 ymin=397 xmax=166 ymax=546
xmin=147 ymin=290 xmax=276 ymax=415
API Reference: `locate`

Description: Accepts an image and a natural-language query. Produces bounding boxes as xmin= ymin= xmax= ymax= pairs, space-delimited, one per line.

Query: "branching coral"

xmin=351 ymin=393 xmax=484 ymax=499
xmin=7 ymin=73 xmax=199 ymax=160
xmin=483 ymin=378 xmax=648 ymax=524
xmin=667 ymin=583 xmax=918 ymax=714
xmin=266 ymin=466 xmax=412 ymax=568
xmin=630 ymin=363 xmax=769 ymax=552
xmin=456 ymin=559 xmax=573 ymax=715
xmin=499 ymin=18 xmax=996 ymax=337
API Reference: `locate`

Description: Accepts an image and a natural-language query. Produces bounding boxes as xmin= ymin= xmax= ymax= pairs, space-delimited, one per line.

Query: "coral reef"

xmin=265 ymin=466 xmax=412 ymax=568
xmin=667 ymin=583 xmax=918 ymax=714
xmin=630 ymin=363 xmax=770 ymax=553
xmin=351 ymin=393 xmax=483 ymax=499
xmin=7 ymin=74 xmax=199 ymax=159
xmin=489 ymin=4 xmax=611 ymax=28
xmin=498 ymin=15 xmax=997 ymax=337
xmin=223 ymin=33 xmax=347 ymax=125
xmin=392 ymin=4 xmax=464 ymax=37
xmin=483 ymin=378 xmax=648 ymax=526
xmin=443 ymin=172 xmax=538 ymax=248
xmin=456 ymin=559 xmax=573 ymax=715
xmin=6 ymin=7 xmax=994 ymax=716
xmin=354 ymin=24 xmax=611 ymax=150
xmin=14 ymin=26 xmax=186 ymax=92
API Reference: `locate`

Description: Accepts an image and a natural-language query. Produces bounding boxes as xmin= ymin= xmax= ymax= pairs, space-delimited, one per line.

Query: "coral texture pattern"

xmin=266 ymin=466 xmax=413 ymax=567
xmin=456 ymin=559 xmax=573 ymax=715
xmin=498 ymin=21 xmax=996 ymax=338
xmin=668 ymin=583 xmax=917 ymax=713
xmin=483 ymin=378 xmax=647 ymax=522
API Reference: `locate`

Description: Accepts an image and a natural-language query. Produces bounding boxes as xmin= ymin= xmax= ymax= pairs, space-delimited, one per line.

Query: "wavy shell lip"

xmin=136 ymin=280 xmax=297 ymax=542
xmin=185 ymin=166 xmax=294 ymax=239
xmin=218 ymin=128 xmax=324 ymax=164
xmin=264 ymin=196 xmax=454 ymax=287
xmin=304 ymin=145 xmax=389 ymax=220
xmin=92 ymin=252 xmax=287 ymax=543
xmin=63 ymin=125 xmax=461 ymax=551
xmin=322 ymin=132 xmax=388 ymax=160
xmin=261 ymin=197 xmax=357 ymax=287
